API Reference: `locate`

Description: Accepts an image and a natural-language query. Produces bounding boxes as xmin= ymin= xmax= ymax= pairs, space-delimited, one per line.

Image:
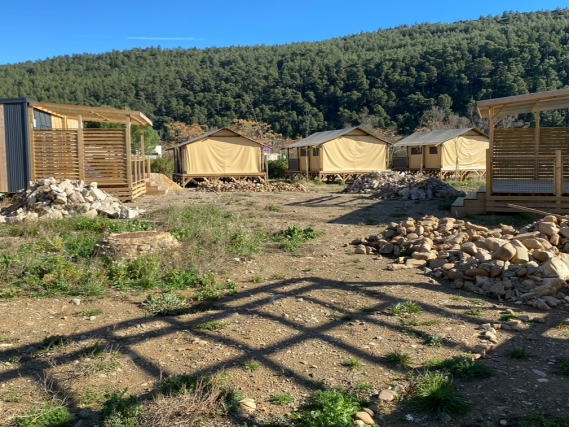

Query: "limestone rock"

xmin=493 ymin=243 xmax=517 ymax=261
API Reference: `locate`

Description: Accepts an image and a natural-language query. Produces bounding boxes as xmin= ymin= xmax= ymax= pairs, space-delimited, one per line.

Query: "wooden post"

xmin=77 ymin=114 xmax=85 ymax=181
xmin=125 ymin=116 xmax=132 ymax=191
xmin=420 ymin=147 xmax=424 ymax=174
xmin=304 ymin=147 xmax=309 ymax=180
xmin=487 ymin=106 xmax=495 ymax=195
xmin=319 ymin=145 xmax=323 ymax=171
xmin=28 ymin=106 xmax=36 ymax=182
xmin=555 ymin=149 xmax=562 ymax=197
xmin=534 ymin=113 xmax=540 ymax=180
xmin=147 ymin=158 xmax=151 ymax=180
xmin=264 ymin=150 xmax=269 ymax=182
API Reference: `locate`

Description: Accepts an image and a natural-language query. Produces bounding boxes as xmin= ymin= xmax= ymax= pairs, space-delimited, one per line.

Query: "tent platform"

xmin=173 ymin=172 xmax=267 ymax=187
xmin=390 ymin=168 xmax=486 ymax=181
xmin=285 ymin=170 xmax=372 ymax=182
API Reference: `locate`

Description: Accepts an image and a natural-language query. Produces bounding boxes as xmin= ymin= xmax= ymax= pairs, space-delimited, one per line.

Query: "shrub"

xmin=506 ymin=347 xmax=532 ymax=360
xmin=151 ymin=157 xmax=175 ymax=179
xmin=160 ymin=374 xmax=198 ymax=395
xmin=142 ymin=293 xmax=188 ymax=316
xmin=99 ymin=389 xmax=142 ymax=427
xmin=268 ymin=159 xmax=288 ymax=179
xmin=274 ymin=225 xmax=323 ymax=252
xmin=385 ymin=350 xmax=412 ymax=368
xmin=15 ymin=404 xmax=73 ymax=427
xmin=406 ymin=371 xmax=469 ymax=420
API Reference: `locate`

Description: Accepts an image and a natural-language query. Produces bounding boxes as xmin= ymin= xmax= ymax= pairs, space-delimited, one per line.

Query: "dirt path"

xmin=1 ymin=186 xmax=568 ymax=426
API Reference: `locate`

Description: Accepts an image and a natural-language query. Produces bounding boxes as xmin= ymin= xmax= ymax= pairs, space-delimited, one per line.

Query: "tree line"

xmin=2 ymin=9 xmax=569 ymax=139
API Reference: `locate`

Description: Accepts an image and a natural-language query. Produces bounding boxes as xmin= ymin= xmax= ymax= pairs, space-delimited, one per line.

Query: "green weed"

xmin=407 ymin=371 xmax=469 ymax=420
xmin=242 ymin=360 xmax=261 ymax=371
xmin=501 ymin=314 xmax=520 ymax=322
xmin=193 ymin=321 xmax=229 ymax=331
xmin=517 ymin=414 xmax=569 ymax=427
xmin=252 ymin=275 xmax=265 ymax=283
xmin=329 ymin=313 xmax=354 ymax=321
xmin=42 ymin=335 xmax=72 ymax=351
xmin=507 ymin=347 xmax=532 ymax=360
xmin=98 ymin=388 xmax=142 ymax=427
xmin=466 ymin=307 xmax=483 ymax=317
xmin=424 ymin=335 xmax=444 ymax=347
xmin=270 ymin=394 xmax=294 ymax=406
xmin=390 ymin=301 xmax=423 ymax=315
xmin=385 ymin=350 xmax=412 ymax=368
xmin=14 ymin=403 xmax=72 ymax=427
xmin=266 ymin=203 xmax=283 ymax=212
xmin=342 ymin=358 xmax=364 ymax=370
xmin=358 ymin=306 xmax=375 ymax=313
xmin=399 ymin=247 xmax=414 ymax=257
xmin=274 ymin=225 xmax=323 ymax=252
xmin=142 ymin=292 xmax=187 ymax=316
xmin=293 ymin=389 xmax=360 ymax=427
xmin=558 ymin=358 xmax=569 ymax=376
xmin=160 ymin=374 xmax=198 ymax=395
xmin=426 ymin=356 xmax=494 ymax=381
xmin=270 ymin=273 xmax=286 ymax=280
xmin=75 ymin=308 xmax=103 ymax=317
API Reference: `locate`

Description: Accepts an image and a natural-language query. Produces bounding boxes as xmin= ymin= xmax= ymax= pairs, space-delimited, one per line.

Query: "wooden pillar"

xmin=534 ymin=113 xmax=540 ymax=180
xmin=487 ymin=106 xmax=495 ymax=195
xmin=420 ymin=147 xmax=424 ymax=174
xmin=555 ymin=149 xmax=562 ymax=197
xmin=27 ymin=106 xmax=36 ymax=182
xmin=77 ymin=114 xmax=85 ymax=181
xmin=304 ymin=146 xmax=309 ymax=179
xmin=319 ymin=145 xmax=323 ymax=171
xmin=125 ymin=116 xmax=132 ymax=190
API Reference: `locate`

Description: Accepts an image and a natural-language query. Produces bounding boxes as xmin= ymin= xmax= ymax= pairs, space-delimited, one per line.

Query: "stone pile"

xmin=351 ymin=215 xmax=569 ymax=311
xmin=0 ymin=178 xmax=139 ymax=225
xmin=196 ymin=181 xmax=307 ymax=193
xmin=344 ymin=171 xmax=459 ymax=200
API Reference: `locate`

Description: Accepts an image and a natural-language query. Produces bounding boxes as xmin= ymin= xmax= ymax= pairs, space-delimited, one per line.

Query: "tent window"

xmin=411 ymin=147 xmax=422 ymax=155
xmin=312 ymin=147 xmax=320 ymax=156
xmin=300 ymin=149 xmax=308 ymax=157
xmin=429 ymin=146 xmax=438 ymax=154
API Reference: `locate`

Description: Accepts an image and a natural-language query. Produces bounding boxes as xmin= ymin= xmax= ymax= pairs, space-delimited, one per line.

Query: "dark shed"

xmin=0 ymin=98 xmax=34 ymax=193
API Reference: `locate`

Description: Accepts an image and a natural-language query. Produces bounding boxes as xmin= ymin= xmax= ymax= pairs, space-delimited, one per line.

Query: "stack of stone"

xmin=344 ymin=171 xmax=459 ymax=200
xmin=0 ymin=178 xmax=139 ymax=225
xmin=196 ymin=181 xmax=307 ymax=193
xmin=351 ymin=215 xmax=569 ymax=311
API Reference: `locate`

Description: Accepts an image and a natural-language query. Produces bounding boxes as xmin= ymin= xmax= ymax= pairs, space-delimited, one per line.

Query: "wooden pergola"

xmin=475 ymin=88 xmax=569 ymax=213
xmin=28 ymin=102 xmax=153 ymax=201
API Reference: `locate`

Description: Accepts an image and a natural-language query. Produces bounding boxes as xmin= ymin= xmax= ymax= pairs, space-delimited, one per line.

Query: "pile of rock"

xmin=344 ymin=171 xmax=459 ymax=200
xmin=95 ymin=231 xmax=180 ymax=261
xmin=351 ymin=215 xmax=569 ymax=311
xmin=196 ymin=181 xmax=307 ymax=193
xmin=0 ymin=178 xmax=139 ymax=225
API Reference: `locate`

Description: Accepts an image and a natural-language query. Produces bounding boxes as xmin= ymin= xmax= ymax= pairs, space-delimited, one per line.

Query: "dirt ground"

xmin=1 ymin=184 xmax=569 ymax=426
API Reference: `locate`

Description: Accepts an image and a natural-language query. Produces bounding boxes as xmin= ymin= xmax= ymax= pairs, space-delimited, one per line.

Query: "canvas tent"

xmin=167 ymin=128 xmax=267 ymax=187
xmin=284 ymin=127 xmax=390 ymax=181
xmin=393 ymin=128 xmax=488 ymax=180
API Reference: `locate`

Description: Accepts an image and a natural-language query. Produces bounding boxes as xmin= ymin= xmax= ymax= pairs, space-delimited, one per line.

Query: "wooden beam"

xmin=487 ymin=106 xmax=494 ymax=195
xmin=534 ymin=113 xmax=540 ymax=180
xmin=555 ymin=149 xmax=563 ymax=197
xmin=125 ymin=116 xmax=132 ymax=193
xmin=28 ymin=106 xmax=36 ymax=182
xmin=77 ymin=114 xmax=85 ymax=181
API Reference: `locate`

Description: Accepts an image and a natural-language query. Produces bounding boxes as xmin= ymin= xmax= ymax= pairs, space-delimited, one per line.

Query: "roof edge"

xmin=167 ymin=127 xmax=266 ymax=150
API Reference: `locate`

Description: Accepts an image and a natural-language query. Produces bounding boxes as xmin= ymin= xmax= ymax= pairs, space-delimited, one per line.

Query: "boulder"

xmin=492 ymin=243 xmax=517 ymax=261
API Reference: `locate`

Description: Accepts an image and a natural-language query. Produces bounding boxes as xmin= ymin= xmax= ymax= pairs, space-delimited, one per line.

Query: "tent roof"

xmin=394 ymin=128 xmax=487 ymax=147
xmin=28 ymin=101 xmax=152 ymax=126
xmin=476 ymin=88 xmax=569 ymax=119
xmin=284 ymin=127 xmax=389 ymax=149
xmin=167 ymin=128 xmax=264 ymax=150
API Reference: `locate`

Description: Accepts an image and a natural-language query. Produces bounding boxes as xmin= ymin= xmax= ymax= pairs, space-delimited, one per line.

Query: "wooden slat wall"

xmin=540 ymin=128 xmax=569 ymax=155
xmin=493 ymin=129 xmax=535 ymax=156
xmin=33 ymin=130 xmax=80 ymax=180
xmin=84 ymin=129 xmax=128 ymax=186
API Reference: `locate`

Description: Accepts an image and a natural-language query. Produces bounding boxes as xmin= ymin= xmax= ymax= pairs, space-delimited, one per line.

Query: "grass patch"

xmin=358 ymin=306 xmax=375 ymax=313
xmin=273 ymin=225 xmax=323 ymax=252
xmin=466 ymin=307 xmax=483 ymax=317
xmin=41 ymin=335 xmax=72 ymax=351
xmin=270 ymin=273 xmax=286 ymax=280
xmin=558 ymin=357 xmax=569 ymax=376
xmin=406 ymin=371 xmax=469 ymax=420
xmin=269 ymin=394 xmax=294 ymax=406
xmin=517 ymin=415 xmax=569 ymax=427
xmin=75 ymin=308 xmax=103 ymax=317
xmin=252 ymin=275 xmax=265 ymax=283
xmin=14 ymin=403 xmax=73 ymax=427
xmin=329 ymin=313 xmax=354 ymax=321
xmin=426 ymin=356 xmax=494 ymax=381
xmin=241 ymin=360 xmax=261 ymax=372
xmin=142 ymin=293 xmax=188 ymax=316
xmin=506 ymin=347 xmax=532 ymax=360
xmin=266 ymin=203 xmax=283 ymax=212
xmin=424 ymin=335 xmax=444 ymax=347
xmin=342 ymin=358 xmax=364 ymax=370
xmin=500 ymin=313 xmax=519 ymax=322
xmin=160 ymin=374 xmax=198 ymax=395
xmin=385 ymin=350 xmax=412 ymax=368
xmin=98 ymin=388 xmax=142 ymax=427
xmin=193 ymin=321 xmax=229 ymax=331
xmin=353 ymin=382 xmax=373 ymax=394
xmin=390 ymin=301 xmax=423 ymax=315
xmin=293 ymin=389 xmax=360 ymax=426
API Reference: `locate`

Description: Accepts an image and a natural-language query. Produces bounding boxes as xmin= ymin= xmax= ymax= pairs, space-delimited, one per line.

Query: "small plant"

xmin=506 ymin=347 xmax=532 ymax=360
xmin=406 ymin=371 xmax=469 ymax=420
xmin=42 ymin=335 xmax=72 ymax=350
xmin=270 ymin=273 xmax=286 ymax=280
xmin=8 ymin=355 xmax=22 ymax=364
xmin=399 ymin=247 xmax=414 ymax=257
xmin=193 ymin=321 xmax=229 ymax=331
xmin=270 ymin=394 xmax=294 ymax=406
xmin=266 ymin=203 xmax=283 ymax=212
xmin=98 ymin=388 xmax=142 ymax=427
xmin=385 ymin=350 xmax=412 ymax=368
xmin=517 ymin=414 xmax=569 ymax=427
xmin=451 ymin=295 xmax=463 ymax=301
xmin=329 ymin=313 xmax=354 ymax=321
xmin=242 ymin=360 xmax=261 ymax=371
xmin=424 ymin=335 xmax=444 ymax=347
xmin=252 ymin=275 xmax=265 ymax=283
xmin=353 ymin=382 xmax=373 ymax=395
xmin=558 ymin=357 xmax=569 ymax=376
xmin=79 ymin=343 xmax=104 ymax=358
xmin=390 ymin=301 xmax=423 ymax=315
xmin=274 ymin=225 xmax=323 ymax=252
xmin=426 ymin=356 xmax=494 ymax=381
xmin=293 ymin=389 xmax=360 ymax=426
xmin=142 ymin=292 xmax=187 ymax=316
xmin=501 ymin=313 xmax=520 ymax=322
xmin=466 ymin=307 xmax=483 ymax=317
xmin=75 ymin=308 xmax=103 ymax=317
xmin=342 ymin=358 xmax=364 ymax=370
xmin=15 ymin=403 xmax=73 ymax=427
xmin=358 ymin=306 xmax=375 ymax=313
xmin=277 ymin=368 xmax=292 ymax=378
xmin=160 ymin=374 xmax=198 ymax=395
xmin=420 ymin=319 xmax=441 ymax=326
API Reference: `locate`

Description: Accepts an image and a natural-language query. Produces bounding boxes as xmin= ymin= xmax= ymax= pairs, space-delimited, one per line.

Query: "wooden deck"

xmin=173 ymin=172 xmax=268 ymax=188
xmin=390 ymin=168 xmax=486 ymax=181
xmin=284 ymin=170 xmax=374 ymax=182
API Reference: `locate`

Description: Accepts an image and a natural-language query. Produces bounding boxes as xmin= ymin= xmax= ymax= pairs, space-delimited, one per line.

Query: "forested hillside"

xmin=2 ymin=9 xmax=569 ymax=137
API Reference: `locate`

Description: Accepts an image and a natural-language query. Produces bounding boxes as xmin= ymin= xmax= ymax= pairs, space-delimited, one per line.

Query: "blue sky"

xmin=0 ymin=1 xmax=565 ymax=65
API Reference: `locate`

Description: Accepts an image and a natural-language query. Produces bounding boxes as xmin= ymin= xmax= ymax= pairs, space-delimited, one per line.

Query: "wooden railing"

xmin=131 ymin=156 xmax=149 ymax=185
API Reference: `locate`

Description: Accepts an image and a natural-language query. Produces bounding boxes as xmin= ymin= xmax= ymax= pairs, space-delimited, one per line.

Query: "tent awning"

xmin=394 ymin=128 xmax=486 ymax=147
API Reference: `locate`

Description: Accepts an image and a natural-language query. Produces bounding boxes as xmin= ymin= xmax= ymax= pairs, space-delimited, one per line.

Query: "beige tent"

xmin=393 ymin=128 xmax=488 ymax=179
xmin=284 ymin=127 xmax=390 ymax=181
xmin=168 ymin=128 xmax=267 ymax=187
